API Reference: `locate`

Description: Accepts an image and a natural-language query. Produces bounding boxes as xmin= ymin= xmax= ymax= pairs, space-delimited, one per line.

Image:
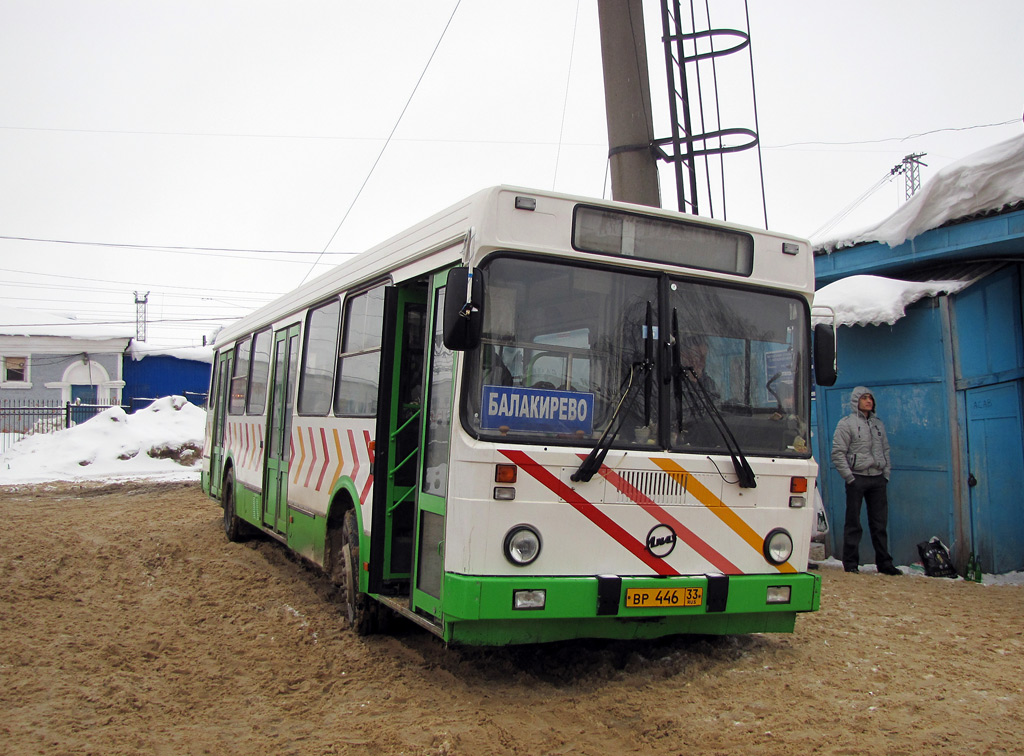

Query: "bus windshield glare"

xmin=463 ymin=255 xmax=810 ymax=457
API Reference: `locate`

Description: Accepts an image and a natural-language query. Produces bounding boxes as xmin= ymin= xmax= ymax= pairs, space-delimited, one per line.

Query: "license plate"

xmin=625 ymin=587 xmax=703 ymax=608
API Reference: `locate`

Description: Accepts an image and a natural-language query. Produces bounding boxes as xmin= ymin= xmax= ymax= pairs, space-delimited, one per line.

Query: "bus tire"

xmin=222 ymin=469 xmax=247 ymax=543
xmin=342 ymin=508 xmax=377 ymax=636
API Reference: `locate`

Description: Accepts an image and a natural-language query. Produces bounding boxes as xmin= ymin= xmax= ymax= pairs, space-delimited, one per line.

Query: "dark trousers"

xmin=842 ymin=474 xmax=893 ymax=570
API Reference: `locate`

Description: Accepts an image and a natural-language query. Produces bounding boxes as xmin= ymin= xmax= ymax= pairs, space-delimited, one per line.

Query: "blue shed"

xmin=122 ymin=344 xmax=213 ymax=411
xmin=813 ymin=135 xmax=1024 ymax=574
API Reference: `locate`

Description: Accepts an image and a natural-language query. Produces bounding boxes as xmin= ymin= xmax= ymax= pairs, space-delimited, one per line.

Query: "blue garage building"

xmin=813 ymin=135 xmax=1024 ymax=574
xmin=123 ymin=344 xmax=213 ymax=411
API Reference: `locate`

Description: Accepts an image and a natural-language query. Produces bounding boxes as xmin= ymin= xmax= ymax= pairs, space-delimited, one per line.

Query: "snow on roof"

xmin=815 ymin=132 xmax=1024 ymax=251
xmin=814 ymin=274 xmax=969 ymax=327
xmin=0 ymin=303 xmax=134 ymax=340
xmin=128 ymin=342 xmax=214 ymax=364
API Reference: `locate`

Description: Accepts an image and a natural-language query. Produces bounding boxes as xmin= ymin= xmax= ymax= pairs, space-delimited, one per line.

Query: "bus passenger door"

xmin=264 ymin=325 xmax=300 ymax=535
xmin=208 ymin=350 xmax=233 ymax=498
xmin=412 ymin=273 xmax=455 ymax=619
xmin=370 ymin=283 xmax=427 ymax=591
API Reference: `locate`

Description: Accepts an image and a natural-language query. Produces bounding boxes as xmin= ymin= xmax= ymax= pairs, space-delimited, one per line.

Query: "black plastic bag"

xmin=917 ymin=537 xmax=958 ymax=578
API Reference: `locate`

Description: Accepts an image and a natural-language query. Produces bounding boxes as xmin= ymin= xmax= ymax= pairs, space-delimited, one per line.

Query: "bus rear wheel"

xmin=341 ymin=509 xmax=378 ymax=636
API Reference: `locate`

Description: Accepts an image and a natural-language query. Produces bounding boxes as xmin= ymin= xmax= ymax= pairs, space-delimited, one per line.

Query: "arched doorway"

xmin=54 ymin=359 xmax=123 ymax=424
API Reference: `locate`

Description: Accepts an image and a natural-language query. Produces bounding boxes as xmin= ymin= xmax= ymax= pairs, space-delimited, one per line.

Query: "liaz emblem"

xmin=645 ymin=524 xmax=677 ymax=558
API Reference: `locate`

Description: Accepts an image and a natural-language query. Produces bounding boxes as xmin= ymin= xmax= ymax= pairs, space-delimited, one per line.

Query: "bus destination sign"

xmin=481 ymin=385 xmax=595 ymax=436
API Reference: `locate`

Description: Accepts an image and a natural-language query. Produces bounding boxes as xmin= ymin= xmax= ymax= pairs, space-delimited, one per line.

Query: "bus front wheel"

xmin=222 ymin=470 xmax=247 ymax=542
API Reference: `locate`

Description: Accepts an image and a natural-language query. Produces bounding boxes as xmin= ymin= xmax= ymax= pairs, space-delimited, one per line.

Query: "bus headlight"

xmin=504 ymin=525 xmax=542 ymax=566
xmin=763 ymin=528 xmax=794 ymax=565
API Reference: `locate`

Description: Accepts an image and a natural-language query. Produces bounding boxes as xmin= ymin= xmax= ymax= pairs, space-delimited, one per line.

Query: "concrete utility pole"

xmin=597 ymin=0 xmax=661 ymax=208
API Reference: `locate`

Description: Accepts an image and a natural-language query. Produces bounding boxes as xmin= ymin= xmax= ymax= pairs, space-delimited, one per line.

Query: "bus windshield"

xmin=462 ymin=255 xmax=810 ymax=457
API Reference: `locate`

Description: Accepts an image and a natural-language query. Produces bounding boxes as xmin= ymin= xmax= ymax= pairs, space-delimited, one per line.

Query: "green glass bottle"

xmin=965 ymin=552 xmax=976 ymax=581
xmin=973 ymin=553 xmax=983 ymax=583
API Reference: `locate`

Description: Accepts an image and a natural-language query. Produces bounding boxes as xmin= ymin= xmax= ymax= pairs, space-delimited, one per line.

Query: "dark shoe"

xmin=878 ymin=565 xmax=902 ymax=576
xmin=844 ymin=566 xmax=859 ymax=573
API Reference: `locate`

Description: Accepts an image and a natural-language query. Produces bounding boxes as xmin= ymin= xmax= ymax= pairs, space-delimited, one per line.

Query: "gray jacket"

xmin=831 ymin=386 xmax=891 ymax=483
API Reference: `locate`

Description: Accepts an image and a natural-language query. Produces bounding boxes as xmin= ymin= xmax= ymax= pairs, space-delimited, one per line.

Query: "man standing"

xmin=831 ymin=386 xmax=901 ymax=575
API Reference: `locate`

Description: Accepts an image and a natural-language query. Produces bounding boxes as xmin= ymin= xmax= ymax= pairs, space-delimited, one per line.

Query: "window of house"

xmin=2 ymin=356 xmax=29 ymax=386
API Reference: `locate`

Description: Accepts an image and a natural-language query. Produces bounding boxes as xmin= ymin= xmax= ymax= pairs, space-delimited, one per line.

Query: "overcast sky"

xmin=2 ymin=0 xmax=1022 ymax=346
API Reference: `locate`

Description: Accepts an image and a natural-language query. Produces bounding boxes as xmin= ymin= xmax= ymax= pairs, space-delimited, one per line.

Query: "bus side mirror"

xmin=443 ymin=267 xmax=484 ymax=351
xmin=813 ymin=323 xmax=837 ymax=386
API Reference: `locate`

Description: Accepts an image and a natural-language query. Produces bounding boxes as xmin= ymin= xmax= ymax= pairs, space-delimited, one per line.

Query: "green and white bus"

xmin=202 ymin=186 xmax=837 ymax=645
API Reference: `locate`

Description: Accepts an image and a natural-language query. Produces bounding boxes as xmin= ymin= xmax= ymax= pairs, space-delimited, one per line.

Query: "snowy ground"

xmin=815 ymin=557 xmax=1022 ymax=587
xmin=0 ymin=395 xmax=204 ymax=485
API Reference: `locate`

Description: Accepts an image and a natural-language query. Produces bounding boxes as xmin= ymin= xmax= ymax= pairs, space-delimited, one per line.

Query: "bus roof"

xmin=212 ymin=185 xmax=811 ymax=349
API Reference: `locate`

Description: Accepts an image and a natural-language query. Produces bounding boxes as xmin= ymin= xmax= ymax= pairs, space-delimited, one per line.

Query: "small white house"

xmin=0 ymin=303 xmax=133 ymax=407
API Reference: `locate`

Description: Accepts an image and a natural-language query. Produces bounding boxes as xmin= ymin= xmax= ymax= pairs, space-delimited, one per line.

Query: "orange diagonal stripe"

xmin=330 ymin=428 xmax=346 ymax=491
xmin=293 ymin=426 xmax=307 ymax=485
xmin=650 ymin=458 xmax=795 ymax=573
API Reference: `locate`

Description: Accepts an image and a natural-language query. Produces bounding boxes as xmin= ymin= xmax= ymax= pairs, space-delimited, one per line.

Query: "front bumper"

xmin=438 ymin=571 xmax=821 ymax=645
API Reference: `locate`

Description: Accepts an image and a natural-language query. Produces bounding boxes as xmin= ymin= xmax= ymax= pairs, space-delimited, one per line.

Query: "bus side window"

xmin=228 ymin=338 xmax=251 ymax=415
xmin=335 ymin=285 xmax=386 ymax=416
xmin=247 ymin=329 xmax=273 ymax=414
xmin=299 ymin=299 xmax=341 ymax=415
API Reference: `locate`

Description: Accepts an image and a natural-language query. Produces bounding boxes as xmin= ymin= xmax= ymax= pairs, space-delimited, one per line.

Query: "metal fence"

xmin=0 ymin=400 xmax=126 ymax=455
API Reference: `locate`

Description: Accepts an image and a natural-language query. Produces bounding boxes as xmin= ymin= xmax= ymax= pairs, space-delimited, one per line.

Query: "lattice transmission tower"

xmin=891 ymin=153 xmax=928 ymax=200
xmin=134 ymin=291 xmax=149 ymax=342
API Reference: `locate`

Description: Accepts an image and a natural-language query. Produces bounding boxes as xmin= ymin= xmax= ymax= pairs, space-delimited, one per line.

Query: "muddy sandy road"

xmin=1 ymin=481 xmax=1022 ymax=756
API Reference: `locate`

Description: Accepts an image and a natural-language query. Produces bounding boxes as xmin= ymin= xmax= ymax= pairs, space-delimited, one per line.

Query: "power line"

xmin=1 ymin=283 xmax=272 ymax=305
xmin=0 ymin=124 xmax=603 ymax=148
xmin=0 ymin=303 xmax=252 ymax=321
xmin=810 ymin=170 xmax=896 ymax=240
xmin=0 ymin=233 xmax=352 ymax=259
xmin=0 ymin=265 xmax=284 ymax=298
xmin=0 ymin=315 xmax=237 ymax=329
xmin=767 ymin=118 xmax=1018 ymax=150
xmin=307 ymin=0 xmax=464 ymax=281
xmin=552 ymin=0 xmax=583 ymax=192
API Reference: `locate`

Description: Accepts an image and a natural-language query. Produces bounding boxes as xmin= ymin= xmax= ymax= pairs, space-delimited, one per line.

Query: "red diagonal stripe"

xmin=348 ymin=429 xmax=360 ymax=481
xmin=500 ymin=449 xmax=678 ymax=576
xmin=304 ymin=427 xmax=318 ymax=487
xmin=315 ymin=428 xmax=331 ymax=491
xmin=255 ymin=423 xmax=264 ymax=469
xmin=248 ymin=424 xmax=256 ymax=468
xmin=363 ymin=429 xmax=375 ymax=464
xmin=359 ymin=430 xmax=374 ymax=504
xmin=597 ymin=464 xmax=741 ymax=574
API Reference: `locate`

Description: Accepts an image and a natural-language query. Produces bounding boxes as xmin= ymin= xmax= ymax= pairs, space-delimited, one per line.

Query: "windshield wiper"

xmin=670 ymin=309 xmax=757 ymax=489
xmin=572 ymin=301 xmax=656 ymax=483
xmin=571 ymin=359 xmax=649 ymax=483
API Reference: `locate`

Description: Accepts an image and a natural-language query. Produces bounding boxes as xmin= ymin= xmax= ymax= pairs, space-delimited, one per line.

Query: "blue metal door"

xmin=70 ymin=385 xmax=99 ymax=425
xmin=965 ymin=382 xmax=1024 ymax=573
